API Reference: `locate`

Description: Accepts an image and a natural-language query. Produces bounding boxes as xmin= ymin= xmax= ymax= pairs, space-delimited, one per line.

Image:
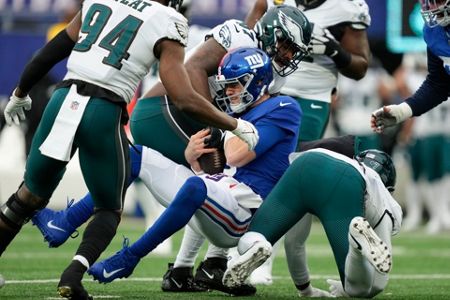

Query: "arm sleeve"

xmin=405 ymin=48 xmax=450 ymax=117
xmin=18 ymin=30 xmax=75 ymax=94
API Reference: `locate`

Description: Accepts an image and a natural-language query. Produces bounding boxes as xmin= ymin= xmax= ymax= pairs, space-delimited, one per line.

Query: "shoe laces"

xmin=65 ymin=197 xmax=79 ymax=239
xmin=122 ymin=236 xmax=130 ymax=249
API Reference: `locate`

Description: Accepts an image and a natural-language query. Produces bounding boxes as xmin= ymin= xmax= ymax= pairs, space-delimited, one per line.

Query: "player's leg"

xmin=344 ymin=215 xmax=392 ymax=298
xmin=224 ymin=153 xmax=317 ymax=287
xmin=58 ymin=98 xmax=129 ymax=299
xmin=283 ymin=214 xmax=313 ymax=291
xmin=31 ymin=144 xmax=143 ymax=247
xmin=130 ymin=96 xmax=204 ymax=166
xmin=0 ymin=88 xmax=71 ymax=255
xmin=88 ymin=176 xmax=208 ymax=283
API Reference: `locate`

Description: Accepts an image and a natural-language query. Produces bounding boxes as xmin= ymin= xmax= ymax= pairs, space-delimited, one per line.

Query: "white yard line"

xmin=5 ymin=273 xmax=450 ymax=285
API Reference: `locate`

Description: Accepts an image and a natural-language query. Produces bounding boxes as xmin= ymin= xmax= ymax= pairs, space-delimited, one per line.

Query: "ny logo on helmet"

xmin=244 ymin=54 xmax=265 ymax=69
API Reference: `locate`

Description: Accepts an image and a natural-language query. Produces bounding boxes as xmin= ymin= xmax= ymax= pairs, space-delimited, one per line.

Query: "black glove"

xmin=308 ymin=24 xmax=351 ymax=69
xmin=198 ymin=127 xmax=227 ymax=174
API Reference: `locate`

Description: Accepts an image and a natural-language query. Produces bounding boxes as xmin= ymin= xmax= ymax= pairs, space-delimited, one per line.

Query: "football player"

xmin=0 ymin=1 xmax=260 ymax=299
xmin=224 ymin=149 xmax=402 ymax=299
xmin=30 ymin=5 xmax=313 ymax=296
xmin=86 ymin=47 xmax=301 ymax=288
xmin=371 ymin=0 xmax=450 ymax=132
xmin=244 ymin=0 xmax=372 ymax=288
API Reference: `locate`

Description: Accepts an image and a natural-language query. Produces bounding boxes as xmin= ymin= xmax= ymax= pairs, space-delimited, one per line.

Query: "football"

xmin=198 ymin=127 xmax=226 ymax=174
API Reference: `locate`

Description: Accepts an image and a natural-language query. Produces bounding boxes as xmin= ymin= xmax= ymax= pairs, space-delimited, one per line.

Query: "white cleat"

xmin=223 ymin=240 xmax=272 ymax=288
xmin=349 ymin=217 xmax=392 ymax=273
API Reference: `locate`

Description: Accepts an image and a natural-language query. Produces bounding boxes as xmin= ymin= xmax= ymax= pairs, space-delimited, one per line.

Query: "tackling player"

xmin=224 ymin=149 xmax=402 ymax=298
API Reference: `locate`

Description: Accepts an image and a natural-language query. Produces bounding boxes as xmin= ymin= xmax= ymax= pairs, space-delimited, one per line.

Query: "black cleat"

xmin=58 ymin=261 xmax=93 ymax=300
xmin=194 ymin=257 xmax=256 ymax=296
xmin=161 ymin=263 xmax=206 ymax=292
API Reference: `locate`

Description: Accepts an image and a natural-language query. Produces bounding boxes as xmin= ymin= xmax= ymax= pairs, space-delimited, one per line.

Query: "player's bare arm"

xmin=224 ymin=134 xmax=256 ymax=167
xmin=338 ymin=27 xmax=370 ymax=80
xmin=143 ymin=38 xmax=227 ymax=101
xmin=158 ymin=39 xmax=237 ymax=130
xmin=184 ymin=38 xmax=228 ymax=101
xmin=245 ymin=0 xmax=268 ymax=28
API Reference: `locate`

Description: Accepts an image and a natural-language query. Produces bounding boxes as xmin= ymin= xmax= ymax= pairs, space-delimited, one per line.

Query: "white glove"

xmin=371 ymin=102 xmax=412 ymax=133
xmin=4 ymin=89 xmax=32 ymax=126
xmin=299 ymin=284 xmax=335 ymax=298
xmin=231 ymin=118 xmax=259 ymax=151
xmin=326 ymin=279 xmax=349 ymax=297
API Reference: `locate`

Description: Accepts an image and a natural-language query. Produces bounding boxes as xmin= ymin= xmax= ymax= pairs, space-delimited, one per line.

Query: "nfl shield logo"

xmin=70 ymin=101 xmax=79 ymax=110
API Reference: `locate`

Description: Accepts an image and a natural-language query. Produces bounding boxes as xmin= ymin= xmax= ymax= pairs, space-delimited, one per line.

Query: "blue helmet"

xmin=355 ymin=149 xmax=397 ymax=192
xmin=215 ymin=48 xmax=273 ymax=114
xmin=420 ymin=0 xmax=450 ymax=27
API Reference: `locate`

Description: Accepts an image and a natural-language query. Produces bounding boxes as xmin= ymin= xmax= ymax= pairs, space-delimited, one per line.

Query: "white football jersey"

xmin=267 ymin=0 xmax=371 ymax=102
xmin=65 ymin=0 xmax=188 ymax=103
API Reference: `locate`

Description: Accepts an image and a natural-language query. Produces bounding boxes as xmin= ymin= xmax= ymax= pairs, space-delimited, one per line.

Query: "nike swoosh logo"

xmin=171 ymin=278 xmax=183 ymax=288
xmin=47 ymin=220 xmax=67 ymax=232
xmin=279 ymin=102 xmax=292 ymax=107
xmin=310 ymin=103 xmax=323 ymax=109
xmin=202 ymin=268 xmax=214 ymax=280
xmin=103 ymin=268 xmax=124 ymax=279
xmin=330 ymin=50 xmax=338 ymax=57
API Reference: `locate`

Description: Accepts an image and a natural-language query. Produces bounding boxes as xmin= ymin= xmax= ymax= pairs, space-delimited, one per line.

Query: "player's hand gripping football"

xmin=185 ymin=128 xmax=226 ymax=175
xmin=231 ymin=118 xmax=259 ymax=150
xmin=4 ymin=88 xmax=32 ymax=126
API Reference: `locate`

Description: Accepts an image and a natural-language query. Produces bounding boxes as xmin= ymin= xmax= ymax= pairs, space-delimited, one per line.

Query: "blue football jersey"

xmin=233 ymin=95 xmax=301 ymax=198
xmin=423 ymin=26 xmax=450 ymax=75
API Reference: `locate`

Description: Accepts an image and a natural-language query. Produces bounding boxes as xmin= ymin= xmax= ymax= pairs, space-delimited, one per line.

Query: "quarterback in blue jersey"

xmin=371 ymin=0 xmax=450 ymax=132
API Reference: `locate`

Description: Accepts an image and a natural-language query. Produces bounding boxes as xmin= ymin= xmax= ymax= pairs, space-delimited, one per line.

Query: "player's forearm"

xmin=18 ymin=30 xmax=75 ymax=95
xmin=338 ymin=54 xmax=368 ymax=80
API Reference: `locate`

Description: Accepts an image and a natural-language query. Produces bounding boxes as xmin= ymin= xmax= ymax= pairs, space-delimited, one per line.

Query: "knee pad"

xmin=0 ymin=193 xmax=48 ymax=228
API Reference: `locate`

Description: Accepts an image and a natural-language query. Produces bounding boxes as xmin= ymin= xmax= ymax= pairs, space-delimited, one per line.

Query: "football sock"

xmin=75 ymin=209 xmax=121 ymax=265
xmin=284 ymin=214 xmax=312 ymax=286
xmin=130 ymin=176 xmax=207 ymax=258
xmin=66 ymin=193 xmax=95 ymax=229
xmin=174 ymin=225 xmax=205 ymax=268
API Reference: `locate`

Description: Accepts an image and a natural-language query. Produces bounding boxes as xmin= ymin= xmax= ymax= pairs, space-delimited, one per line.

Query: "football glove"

xmin=371 ymin=103 xmax=412 ymax=133
xmin=231 ymin=118 xmax=259 ymax=151
xmin=326 ymin=279 xmax=348 ymax=297
xmin=4 ymin=89 xmax=32 ymax=126
xmin=299 ymin=284 xmax=335 ymax=298
xmin=308 ymin=24 xmax=351 ymax=68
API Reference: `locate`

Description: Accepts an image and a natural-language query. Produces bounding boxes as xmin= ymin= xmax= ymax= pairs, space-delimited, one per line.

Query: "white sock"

xmin=173 ymin=226 xmax=205 ymax=268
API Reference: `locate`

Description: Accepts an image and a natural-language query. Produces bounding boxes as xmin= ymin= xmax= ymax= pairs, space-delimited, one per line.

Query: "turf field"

xmin=1 ymin=218 xmax=449 ymax=299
